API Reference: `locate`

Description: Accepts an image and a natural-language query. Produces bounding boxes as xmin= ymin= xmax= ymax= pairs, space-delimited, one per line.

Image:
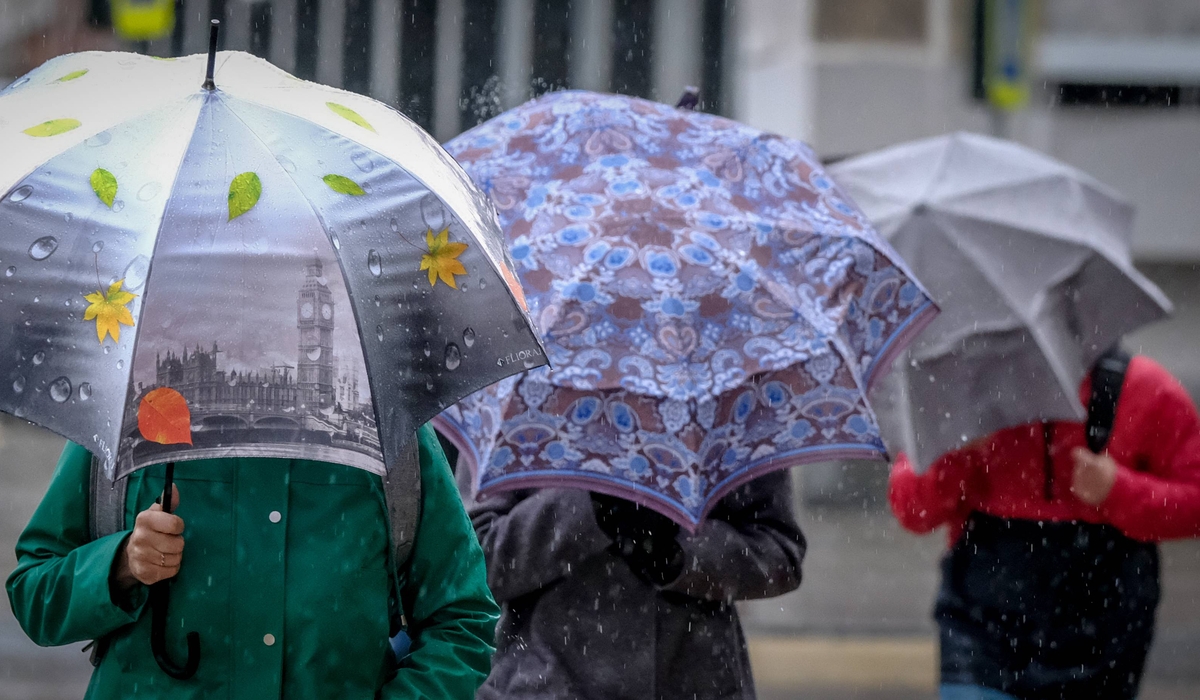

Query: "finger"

xmin=140 ymin=531 xmax=185 ymax=555
xmin=138 ymin=510 xmax=185 ymax=536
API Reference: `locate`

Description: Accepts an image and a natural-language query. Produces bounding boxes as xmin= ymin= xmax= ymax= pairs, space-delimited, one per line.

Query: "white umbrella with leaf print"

xmin=0 ymin=32 xmax=543 ymax=483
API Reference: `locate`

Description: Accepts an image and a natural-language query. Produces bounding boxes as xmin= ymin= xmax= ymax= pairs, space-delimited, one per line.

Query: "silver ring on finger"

xmin=160 ymin=552 xmax=166 ymax=567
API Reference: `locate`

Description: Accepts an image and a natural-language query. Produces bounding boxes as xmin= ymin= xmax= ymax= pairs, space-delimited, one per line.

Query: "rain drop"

xmin=102 ymin=346 xmax=110 ymax=355
xmin=12 ymin=376 xmax=25 ymax=394
xmin=422 ymin=342 xmax=431 ymax=358
xmin=463 ymin=327 xmax=476 ymax=347
xmin=389 ymin=218 xmax=400 ymax=233
xmin=479 ymin=278 xmax=487 ymax=290
xmin=307 ymin=347 xmax=322 ymax=361
xmin=7 ymin=76 xmax=30 ymax=89
xmin=367 ymin=249 xmax=382 ymax=277
xmin=351 ymin=152 xmax=375 ymax=173
xmin=425 ymin=381 xmax=434 ymax=392
xmin=28 ymin=236 xmax=59 ymax=260
xmin=64 ymin=212 xmax=73 ymax=223
xmin=137 ymin=182 xmax=161 ymax=201
xmin=31 ymin=351 xmax=45 ymax=365
xmin=79 ymin=382 xmax=92 ymax=400
xmin=85 ymin=131 xmax=112 ymax=147
xmin=122 ymin=255 xmax=151 ymax=291
xmin=111 ymin=199 xmax=125 ymax=212
xmin=5 ymin=266 xmax=14 ymax=277
xmin=8 ymin=185 xmax=33 ymax=202
xmin=92 ymin=240 xmax=104 ymax=253
xmin=444 ymin=343 xmax=461 ymax=370
xmin=420 ymin=194 xmax=446 ymax=231
xmin=277 ymin=155 xmax=297 ymax=173
xmin=32 ymin=296 xmax=39 ymax=303
xmin=116 ymin=359 xmax=124 ymax=370
xmin=331 ymin=233 xmax=341 ymax=250
xmin=523 ymin=357 xmax=538 ymax=369
xmin=376 ymin=325 xmax=384 ymax=342
xmin=49 ymin=376 xmax=72 ymax=403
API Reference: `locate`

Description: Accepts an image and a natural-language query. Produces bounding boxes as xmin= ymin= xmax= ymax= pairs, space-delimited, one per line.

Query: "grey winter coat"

xmin=457 ymin=469 xmax=806 ymax=700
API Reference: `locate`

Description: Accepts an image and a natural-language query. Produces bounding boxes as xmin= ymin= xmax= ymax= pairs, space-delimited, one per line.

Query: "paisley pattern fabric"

xmin=436 ymin=91 xmax=937 ymax=529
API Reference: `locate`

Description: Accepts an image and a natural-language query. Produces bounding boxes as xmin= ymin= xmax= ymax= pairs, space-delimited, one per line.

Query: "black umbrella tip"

xmin=203 ymin=19 xmax=221 ymax=91
xmin=675 ymin=86 xmax=700 ymax=111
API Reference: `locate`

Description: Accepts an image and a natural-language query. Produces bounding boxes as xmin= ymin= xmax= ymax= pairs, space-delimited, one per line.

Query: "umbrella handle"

xmin=675 ymin=86 xmax=700 ymax=110
xmin=149 ymin=463 xmax=201 ymax=680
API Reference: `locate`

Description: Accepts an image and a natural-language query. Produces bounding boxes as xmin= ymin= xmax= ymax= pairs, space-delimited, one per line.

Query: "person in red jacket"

xmin=890 ymin=354 xmax=1200 ymax=700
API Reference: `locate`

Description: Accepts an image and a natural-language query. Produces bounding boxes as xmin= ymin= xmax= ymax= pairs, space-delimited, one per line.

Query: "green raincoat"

xmin=6 ymin=424 xmax=498 ymax=699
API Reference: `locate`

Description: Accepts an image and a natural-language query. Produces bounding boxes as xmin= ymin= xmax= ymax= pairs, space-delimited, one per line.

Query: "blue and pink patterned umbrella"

xmin=435 ymin=91 xmax=937 ymax=530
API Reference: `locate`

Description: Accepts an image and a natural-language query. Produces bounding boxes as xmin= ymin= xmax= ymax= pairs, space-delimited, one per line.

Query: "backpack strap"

xmin=1086 ymin=346 xmax=1132 ymax=454
xmin=88 ymin=455 xmax=128 ymax=542
xmin=384 ymin=436 xmax=423 ymax=575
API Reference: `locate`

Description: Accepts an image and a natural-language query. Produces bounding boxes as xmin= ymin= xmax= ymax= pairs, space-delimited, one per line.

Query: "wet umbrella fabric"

xmin=435 ymin=90 xmax=937 ymax=530
xmin=0 ymin=50 xmax=545 ymax=480
xmin=829 ymin=131 xmax=1171 ymax=471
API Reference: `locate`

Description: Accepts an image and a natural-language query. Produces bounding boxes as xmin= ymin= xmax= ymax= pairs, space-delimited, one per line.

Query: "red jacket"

xmin=889 ymin=356 xmax=1200 ymax=545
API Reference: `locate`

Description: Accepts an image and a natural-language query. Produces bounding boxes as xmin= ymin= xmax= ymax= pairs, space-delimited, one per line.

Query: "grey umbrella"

xmin=830 ymin=131 xmax=1171 ymax=471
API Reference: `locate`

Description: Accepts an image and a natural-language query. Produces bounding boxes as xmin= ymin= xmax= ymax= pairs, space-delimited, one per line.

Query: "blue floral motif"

xmin=438 ymin=90 xmax=936 ymax=529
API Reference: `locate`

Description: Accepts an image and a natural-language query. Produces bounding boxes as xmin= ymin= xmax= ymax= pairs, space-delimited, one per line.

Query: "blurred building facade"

xmin=3 ymin=0 xmax=1198 ymax=449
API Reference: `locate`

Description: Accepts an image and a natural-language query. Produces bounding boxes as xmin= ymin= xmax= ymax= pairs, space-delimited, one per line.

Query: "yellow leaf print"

xmin=419 ymin=228 xmax=468 ymax=289
xmin=83 ymin=279 xmax=137 ymax=343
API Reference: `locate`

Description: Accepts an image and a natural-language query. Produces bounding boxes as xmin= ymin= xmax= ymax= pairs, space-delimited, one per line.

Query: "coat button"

xmin=269 ymin=510 xmax=282 ymax=523
xmin=263 ymin=633 xmax=276 ymax=646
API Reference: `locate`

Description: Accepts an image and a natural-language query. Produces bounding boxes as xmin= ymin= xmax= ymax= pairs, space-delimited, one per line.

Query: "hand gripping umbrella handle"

xmin=149 ymin=463 xmax=201 ymax=680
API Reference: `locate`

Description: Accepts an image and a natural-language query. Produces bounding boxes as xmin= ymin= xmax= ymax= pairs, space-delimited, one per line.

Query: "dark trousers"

xmin=936 ymin=512 xmax=1160 ymax=700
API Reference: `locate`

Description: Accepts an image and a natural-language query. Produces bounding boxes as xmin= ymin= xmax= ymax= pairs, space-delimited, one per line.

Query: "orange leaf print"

xmin=138 ymin=387 xmax=193 ymax=445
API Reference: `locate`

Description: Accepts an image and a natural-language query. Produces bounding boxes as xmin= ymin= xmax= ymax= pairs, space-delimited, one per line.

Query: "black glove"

xmin=591 ymin=492 xmax=684 ymax=586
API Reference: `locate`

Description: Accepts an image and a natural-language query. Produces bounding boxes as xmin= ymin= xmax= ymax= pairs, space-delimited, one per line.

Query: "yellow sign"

xmin=112 ymin=0 xmax=176 ymax=42
xmin=983 ymin=0 xmax=1037 ymax=111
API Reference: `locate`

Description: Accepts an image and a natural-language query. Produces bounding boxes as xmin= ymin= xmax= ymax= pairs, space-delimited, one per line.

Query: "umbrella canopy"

xmin=829 ymin=131 xmax=1171 ymax=471
xmin=0 ymin=50 xmax=545 ymax=480
xmin=434 ymin=90 xmax=937 ymax=530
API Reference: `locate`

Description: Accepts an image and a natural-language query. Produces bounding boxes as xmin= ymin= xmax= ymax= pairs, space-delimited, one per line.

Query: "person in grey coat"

xmin=455 ymin=465 xmax=806 ymax=700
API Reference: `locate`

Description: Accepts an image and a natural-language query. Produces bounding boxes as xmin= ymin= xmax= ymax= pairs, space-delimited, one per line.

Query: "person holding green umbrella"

xmin=2 ymin=34 xmax=547 ymax=699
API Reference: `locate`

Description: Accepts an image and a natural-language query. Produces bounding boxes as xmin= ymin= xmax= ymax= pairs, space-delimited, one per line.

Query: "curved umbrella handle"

xmin=149 ymin=463 xmax=201 ymax=680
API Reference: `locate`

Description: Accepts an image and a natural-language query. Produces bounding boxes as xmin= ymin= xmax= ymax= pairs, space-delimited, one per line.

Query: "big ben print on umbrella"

xmin=0 ymin=44 xmax=544 ymax=480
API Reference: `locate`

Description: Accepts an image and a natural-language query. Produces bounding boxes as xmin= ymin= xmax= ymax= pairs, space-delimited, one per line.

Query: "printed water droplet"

xmin=85 ymin=131 xmax=112 ymax=147
xmin=5 ymin=266 xmax=14 ymax=277
xmin=390 ymin=218 xmax=400 ymax=233
xmin=111 ymin=199 xmax=125 ymax=212
xmin=64 ymin=212 xmax=73 ymax=223
xmin=367 ymin=249 xmax=382 ymax=277
xmin=425 ymin=381 xmax=434 ymax=392
xmin=7 ymin=76 xmax=30 ymax=89
xmin=9 ymin=185 xmax=33 ymax=202
xmin=376 ymin=325 xmax=384 ymax=342
xmin=122 ymin=255 xmax=151 ymax=291
xmin=307 ymin=347 xmax=322 ymax=361
xmin=31 ymin=351 xmax=45 ymax=365
xmin=420 ymin=194 xmax=446 ymax=231
xmin=351 ymin=152 xmax=375 ymax=173
xmin=12 ymin=376 xmax=25 ymax=394
xmin=32 ymin=296 xmax=39 ymax=303
xmin=277 ymin=155 xmax=297 ymax=173
xmin=28 ymin=236 xmax=58 ymax=260
xmin=422 ymin=342 xmax=431 ymax=358
xmin=331 ymin=233 xmax=341 ymax=250
xmin=479 ymin=278 xmax=487 ymax=289
xmin=137 ymin=182 xmax=161 ymax=201
xmin=102 ymin=345 xmax=110 ymax=355
xmin=116 ymin=359 xmax=124 ymax=370
xmin=92 ymin=240 xmax=104 ymax=253
xmin=463 ymin=327 xmax=476 ymax=347
xmin=79 ymin=382 xmax=92 ymax=400
xmin=49 ymin=376 xmax=72 ymax=402
xmin=444 ymin=343 xmax=461 ymax=370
